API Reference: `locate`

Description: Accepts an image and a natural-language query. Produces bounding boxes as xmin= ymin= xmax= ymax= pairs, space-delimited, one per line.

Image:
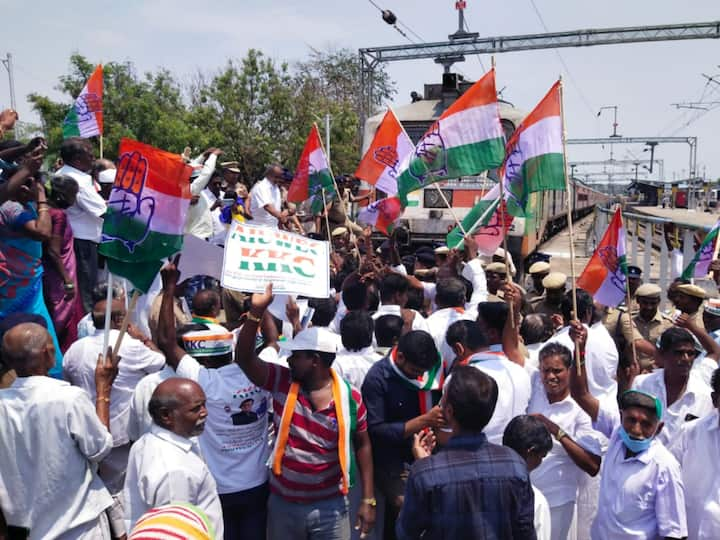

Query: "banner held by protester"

xmin=222 ymin=222 xmax=330 ymax=297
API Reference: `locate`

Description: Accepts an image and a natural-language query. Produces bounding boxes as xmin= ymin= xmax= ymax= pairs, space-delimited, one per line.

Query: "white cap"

xmin=280 ymin=327 xmax=338 ymax=354
xmin=98 ymin=168 xmax=116 ymax=184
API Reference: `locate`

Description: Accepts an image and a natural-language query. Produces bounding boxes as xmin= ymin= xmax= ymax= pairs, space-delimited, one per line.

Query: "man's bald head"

xmin=1 ymin=323 xmax=55 ymax=376
xmin=265 ymin=164 xmax=286 ymax=186
xmin=148 ymin=378 xmax=207 ymax=438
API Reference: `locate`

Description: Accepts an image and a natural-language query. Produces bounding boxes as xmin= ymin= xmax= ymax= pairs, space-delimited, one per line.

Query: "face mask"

xmin=618 ymin=426 xmax=653 ymax=454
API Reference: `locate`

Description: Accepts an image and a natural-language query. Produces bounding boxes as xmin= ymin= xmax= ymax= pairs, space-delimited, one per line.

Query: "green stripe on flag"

xmin=99 ymin=208 xmax=183 ymax=262
xmin=107 ymin=258 xmax=163 ymax=294
xmin=522 ymin=152 xmax=566 ymax=193
xmin=62 ymin=107 xmax=81 ymax=138
xmin=309 ymin=169 xmax=336 ymax=213
xmin=398 ymin=137 xmax=505 ymax=206
xmin=446 ymin=198 xmax=499 ymax=249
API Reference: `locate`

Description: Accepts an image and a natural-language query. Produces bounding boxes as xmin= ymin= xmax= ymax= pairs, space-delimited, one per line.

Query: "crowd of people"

xmin=1 ymin=127 xmax=720 ymax=540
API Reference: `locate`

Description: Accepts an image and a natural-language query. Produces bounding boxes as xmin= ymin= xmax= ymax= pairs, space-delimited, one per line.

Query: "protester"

xmin=334 ymin=310 xmax=382 ymax=389
xmin=123 ymin=378 xmax=224 ymax=537
xmin=235 ymin=284 xmax=376 ymax=540
xmin=373 ymin=273 xmax=430 ymax=334
xmin=184 ymin=148 xmax=222 ymax=239
xmin=157 ymin=258 xmax=272 ymax=540
xmin=362 ymin=330 xmax=444 ymax=539
xmin=425 ymin=277 xmax=474 ymax=369
xmin=374 ymin=314 xmax=403 ymax=357
xmin=0 ymin=322 xmax=118 ymax=539
xmin=58 ymin=137 xmax=106 ymax=312
xmin=41 ymin=173 xmax=84 ymax=352
xmin=249 ymin=165 xmax=289 ymax=228
xmin=0 ymin=169 xmax=64 ymax=376
xmin=396 ymin=365 xmax=536 ymax=539
xmin=92 ymin=158 xmax=116 ymax=200
xmin=669 ymin=367 xmax=720 ymax=538
xmin=568 ymin=321 xmax=688 ymax=539
xmin=528 ymin=343 xmax=602 ymax=540
xmin=63 ymin=295 xmax=165 ymax=496
xmin=520 ymin=313 xmax=555 ymax=372
xmin=503 ymin=415 xmax=554 ymax=540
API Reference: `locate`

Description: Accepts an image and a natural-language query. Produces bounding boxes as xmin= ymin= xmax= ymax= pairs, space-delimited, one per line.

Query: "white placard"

xmin=178 ymin=234 xmax=225 ymax=280
xmin=221 ymin=223 xmax=330 ymax=298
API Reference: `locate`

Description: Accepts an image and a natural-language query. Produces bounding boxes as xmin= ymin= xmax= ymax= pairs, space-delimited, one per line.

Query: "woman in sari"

xmin=0 ymin=171 xmax=63 ymax=376
xmin=41 ymin=174 xmax=82 ymax=352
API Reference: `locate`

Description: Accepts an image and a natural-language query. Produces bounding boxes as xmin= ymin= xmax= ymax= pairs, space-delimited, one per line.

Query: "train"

xmin=360 ymin=73 xmax=610 ymax=271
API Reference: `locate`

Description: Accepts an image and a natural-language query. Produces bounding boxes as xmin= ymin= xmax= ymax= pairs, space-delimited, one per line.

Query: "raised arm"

xmin=501 ymin=283 xmax=524 ymax=366
xmin=568 ymin=321 xmax=600 ymax=422
xmin=235 ymin=284 xmax=274 ymax=387
xmin=156 ymin=255 xmax=186 ymax=370
xmin=676 ymin=312 xmax=720 ymax=362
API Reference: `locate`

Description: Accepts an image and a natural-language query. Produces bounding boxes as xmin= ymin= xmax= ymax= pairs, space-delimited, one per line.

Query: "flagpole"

xmin=433 ymin=184 xmax=467 ymax=236
xmin=112 ymin=289 xmax=141 ymax=358
xmin=99 ymin=134 xmax=104 ymax=160
xmin=620 ymin=213 xmax=639 ymax=370
xmin=322 ymin=187 xmax=333 ymax=247
xmin=559 ymin=77 xmax=581 ymax=372
xmin=102 ymin=272 xmax=113 ymax=354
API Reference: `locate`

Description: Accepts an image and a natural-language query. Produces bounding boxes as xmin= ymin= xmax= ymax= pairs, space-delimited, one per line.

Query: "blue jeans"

xmin=219 ymin=483 xmax=269 ymax=540
xmin=267 ymin=493 xmax=350 ymax=540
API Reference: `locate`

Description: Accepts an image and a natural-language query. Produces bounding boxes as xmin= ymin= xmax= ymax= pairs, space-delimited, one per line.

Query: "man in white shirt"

xmin=426 ymin=278 xmax=475 ymax=369
xmin=547 ymin=289 xmax=618 ymax=402
xmin=249 ymin=165 xmax=288 ymax=228
xmin=447 ymin=304 xmax=531 ymax=444
xmin=335 ymin=310 xmax=382 ymax=389
xmin=631 ymin=326 xmax=715 ymax=447
xmin=58 ymin=137 xmax=106 ymax=312
xmin=503 ymin=415 xmax=555 ymax=540
xmin=157 ymin=259 xmax=272 ymax=540
xmin=520 ymin=313 xmax=554 ymax=373
xmin=203 ymin=172 xmax=228 ymax=245
xmin=123 ymin=378 xmax=224 ymax=538
xmin=0 ymin=322 xmax=117 ymax=539
xmin=669 ymin=367 xmax=720 ymax=539
xmin=184 ymin=149 xmax=221 ymax=239
xmin=373 ymin=273 xmax=430 ymax=334
xmin=63 ymin=297 xmax=165 ymax=495
xmin=568 ymin=322 xmax=688 ymax=540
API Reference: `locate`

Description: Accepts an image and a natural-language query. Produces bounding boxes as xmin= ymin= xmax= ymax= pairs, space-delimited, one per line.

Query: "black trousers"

xmin=73 ymin=238 xmax=99 ymax=313
xmin=219 ymin=482 xmax=269 ymax=540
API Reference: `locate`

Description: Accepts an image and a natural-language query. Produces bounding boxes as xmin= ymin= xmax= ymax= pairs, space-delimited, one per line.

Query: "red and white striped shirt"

xmin=263 ymin=363 xmax=367 ymax=502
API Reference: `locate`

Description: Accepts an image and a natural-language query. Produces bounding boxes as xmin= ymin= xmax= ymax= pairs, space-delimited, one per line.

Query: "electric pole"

xmin=1 ymin=53 xmax=16 ymax=111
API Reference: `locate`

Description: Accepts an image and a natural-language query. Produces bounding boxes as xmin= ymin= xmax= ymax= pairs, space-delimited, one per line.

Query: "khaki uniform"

xmin=532 ymin=298 xmax=563 ymax=320
xmin=526 ymin=287 xmax=544 ymax=305
xmin=619 ymin=310 xmax=673 ymax=370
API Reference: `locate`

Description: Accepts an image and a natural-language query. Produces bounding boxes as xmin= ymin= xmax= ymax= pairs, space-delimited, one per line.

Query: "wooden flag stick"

xmin=558 ymin=77 xmax=581 ymax=372
xmin=99 ymin=134 xmax=104 ymax=160
xmin=322 ymin=187 xmax=333 ymax=248
xmin=112 ymin=289 xmax=141 ymax=358
xmin=433 ymin=184 xmax=467 ymax=236
xmin=102 ymin=272 xmax=113 ymax=354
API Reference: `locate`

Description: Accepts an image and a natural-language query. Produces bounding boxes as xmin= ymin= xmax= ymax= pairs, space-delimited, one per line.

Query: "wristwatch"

xmin=361 ymin=498 xmax=377 ymax=507
xmin=555 ymin=428 xmax=567 ymax=442
xmin=246 ymin=312 xmax=262 ymax=323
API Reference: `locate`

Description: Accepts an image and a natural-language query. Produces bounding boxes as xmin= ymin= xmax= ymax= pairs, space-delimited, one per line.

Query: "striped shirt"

xmin=263 ymin=363 xmax=367 ymax=502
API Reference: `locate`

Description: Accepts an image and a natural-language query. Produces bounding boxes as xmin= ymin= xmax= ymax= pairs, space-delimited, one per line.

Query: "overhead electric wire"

xmin=527 ymin=0 xmax=597 ymax=120
xmin=364 ymin=0 xmax=420 ymax=44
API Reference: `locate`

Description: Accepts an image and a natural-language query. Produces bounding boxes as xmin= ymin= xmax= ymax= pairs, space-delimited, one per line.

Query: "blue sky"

xmin=2 ymin=0 xmax=718 ymax=181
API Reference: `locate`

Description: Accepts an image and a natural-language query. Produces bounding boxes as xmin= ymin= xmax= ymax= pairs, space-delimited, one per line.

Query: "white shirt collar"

xmin=150 ymin=424 xmax=194 ymax=453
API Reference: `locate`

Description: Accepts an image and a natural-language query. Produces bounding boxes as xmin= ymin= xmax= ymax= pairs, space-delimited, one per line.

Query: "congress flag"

xmin=288 ymin=124 xmax=335 ymax=213
xmin=99 ymin=138 xmax=193 ymax=292
xmin=577 ymin=208 xmax=627 ymax=307
xmin=446 ymin=184 xmax=513 ymax=254
xmin=502 ymin=80 xmax=565 ymax=217
xmin=357 ymin=196 xmax=403 ymax=236
xmin=396 ymin=69 xmax=505 ymax=206
xmin=354 ymin=109 xmax=413 ymax=195
xmin=63 ymin=64 xmax=104 ymax=139
xmin=681 ymin=219 xmax=720 ymax=280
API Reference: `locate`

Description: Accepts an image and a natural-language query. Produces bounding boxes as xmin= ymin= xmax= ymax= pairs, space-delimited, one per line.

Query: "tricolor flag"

xmin=502 ymin=80 xmax=566 ymax=217
xmin=288 ymin=124 xmax=335 ymax=213
xmin=357 ymin=196 xmax=403 ymax=236
xmin=354 ymin=108 xmax=413 ymax=195
xmin=577 ymin=208 xmax=627 ymax=307
xmin=446 ymin=184 xmax=513 ymax=254
xmin=63 ymin=64 xmax=103 ymax=139
xmin=99 ymin=138 xmax=193 ymax=293
xmin=396 ymin=69 xmax=505 ymax=206
xmin=681 ymin=219 xmax=720 ymax=280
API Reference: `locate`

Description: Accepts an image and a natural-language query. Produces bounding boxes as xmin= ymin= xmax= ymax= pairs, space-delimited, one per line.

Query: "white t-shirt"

xmin=632 ymin=369 xmax=713 ymax=448
xmin=127 ymin=366 xmax=178 ymax=442
xmin=426 ymin=307 xmax=475 ymax=368
xmin=669 ymin=410 xmax=720 ymax=539
xmin=460 ymin=345 xmax=531 ymax=444
xmin=333 ymin=346 xmax=382 ymax=389
xmin=176 ymin=355 xmax=271 ymax=494
xmin=249 ymin=177 xmax=282 ymax=227
xmin=59 ymin=164 xmax=106 ymax=242
xmin=528 ymin=382 xmax=603 ymax=507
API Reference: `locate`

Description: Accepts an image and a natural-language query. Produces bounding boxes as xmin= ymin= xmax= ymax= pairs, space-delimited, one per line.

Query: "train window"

xmin=424 ymin=188 xmax=453 ymax=208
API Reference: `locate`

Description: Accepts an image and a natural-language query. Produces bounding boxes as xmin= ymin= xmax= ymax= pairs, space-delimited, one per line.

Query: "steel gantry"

xmin=359 ymin=20 xmax=720 ymax=123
